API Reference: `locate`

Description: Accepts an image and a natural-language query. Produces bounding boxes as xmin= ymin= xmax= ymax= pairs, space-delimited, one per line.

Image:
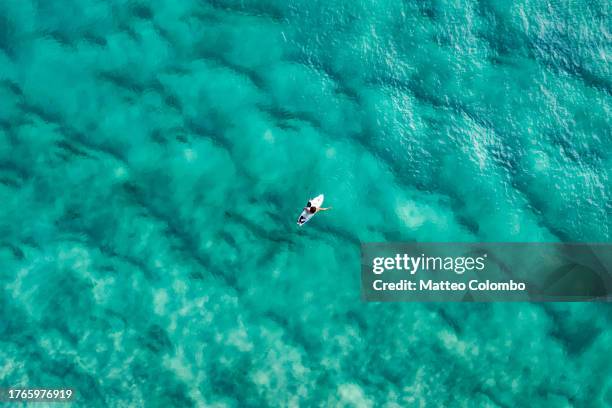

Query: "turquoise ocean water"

xmin=1 ymin=0 xmax=611 ymax=406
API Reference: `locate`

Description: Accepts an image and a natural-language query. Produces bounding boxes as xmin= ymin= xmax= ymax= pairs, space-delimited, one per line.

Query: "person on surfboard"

xmin=304 ymin=200 xmax=332 ymax=214
xmin=297 ymin=194 xmax=330 ymax=226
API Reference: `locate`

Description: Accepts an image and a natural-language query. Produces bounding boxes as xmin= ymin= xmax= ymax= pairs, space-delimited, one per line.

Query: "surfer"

xmin=297 ymin=194 xmax=330 ymax=226
xmin=304 ymin=202 xmax=332 ymax=214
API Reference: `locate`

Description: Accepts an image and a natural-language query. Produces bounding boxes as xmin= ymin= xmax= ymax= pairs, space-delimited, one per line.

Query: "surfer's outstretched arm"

xmin=318 ymin=207 xmax=332 ymax=211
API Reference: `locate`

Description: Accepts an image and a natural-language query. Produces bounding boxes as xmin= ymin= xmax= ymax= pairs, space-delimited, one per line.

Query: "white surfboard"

xmin=297 ymin=194 xmax=324 ymax=226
